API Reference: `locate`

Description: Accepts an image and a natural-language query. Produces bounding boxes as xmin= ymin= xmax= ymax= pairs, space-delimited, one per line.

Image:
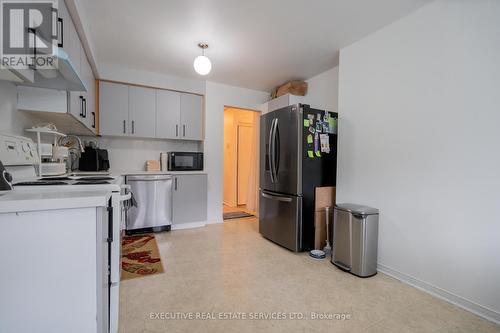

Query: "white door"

xmin=129 ymin=86 xmax=156 ymax=138
xmin=237 ymin=125 xmax=253 ymax=205
xmin=99 ymin=82 xmax=129 ymax=136
xmin=180 ymin=93 xmax=203 ymax=140
xmin=156 ymin=90 xmax=181 ymax=139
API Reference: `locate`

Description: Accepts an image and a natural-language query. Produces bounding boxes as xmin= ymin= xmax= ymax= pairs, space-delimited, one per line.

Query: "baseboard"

xmin=377 ymin=263 xmax=500 ymax=325
xmin=171 ymin=221 xmax=206 ymax=230
xmin=206 ymin=218 xmax=223 ymax=225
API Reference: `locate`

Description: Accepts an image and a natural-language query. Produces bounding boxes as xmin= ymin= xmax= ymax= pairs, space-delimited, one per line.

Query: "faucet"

xmin=59 ymin=135 xmax=85 ymax=153
xmin=58 ymin=135 xmax=85 ymax=172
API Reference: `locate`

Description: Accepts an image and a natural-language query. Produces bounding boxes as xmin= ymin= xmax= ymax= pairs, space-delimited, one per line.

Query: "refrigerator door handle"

xmin=268 ymin=118 xmax=277 ymax=183
xmin=273 ymin=119 xmax=280 ymax=181
xmin=261 ymin=191 xmax=292 ymax=202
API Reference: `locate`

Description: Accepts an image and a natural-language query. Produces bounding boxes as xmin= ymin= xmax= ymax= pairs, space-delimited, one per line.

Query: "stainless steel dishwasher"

xmin=125 ymin=174 xmax=172 ymax=234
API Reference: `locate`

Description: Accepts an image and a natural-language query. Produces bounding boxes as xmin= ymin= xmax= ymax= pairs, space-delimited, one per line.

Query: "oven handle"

xmin=119 ymin=192 xmax=131 ymax=201
xmin=119 ymin=184 xmax=132 ymax=201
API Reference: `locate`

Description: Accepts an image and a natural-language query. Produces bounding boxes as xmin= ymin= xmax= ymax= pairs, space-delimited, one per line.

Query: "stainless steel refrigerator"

xmin=259 ymin=104 xmax=338 ymax=252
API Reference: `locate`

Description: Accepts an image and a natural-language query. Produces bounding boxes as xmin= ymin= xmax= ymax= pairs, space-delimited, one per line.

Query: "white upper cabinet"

xmin=99 ymin=82 xmax=129 ymax=136
xmin=128 ymin=86 xmax=156 ymax=138
xmin=80 ymin=53 xmax=96 ymax=132
xmin=99 ymin=82 xmax=203 ymax=140
xmin=63 ymin=4 xmax=81 ymax=77
xmin=180 ymin=93 xmax=203 ymax=140
xmin=156 ymin=90 xmax=181 ymax=139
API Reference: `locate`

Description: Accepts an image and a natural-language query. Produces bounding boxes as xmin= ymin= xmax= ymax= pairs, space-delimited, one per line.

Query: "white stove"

xmin=0 ymin=133 xmax=127 ymax=333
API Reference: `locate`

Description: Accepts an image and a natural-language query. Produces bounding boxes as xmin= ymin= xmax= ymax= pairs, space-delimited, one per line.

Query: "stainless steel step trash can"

xmin=332 ymin=203 xmax=379 ymax=277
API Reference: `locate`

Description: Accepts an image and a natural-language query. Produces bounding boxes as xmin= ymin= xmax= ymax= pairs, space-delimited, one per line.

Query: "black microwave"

xmin=167 ymin=152 xmax=203 ymax=171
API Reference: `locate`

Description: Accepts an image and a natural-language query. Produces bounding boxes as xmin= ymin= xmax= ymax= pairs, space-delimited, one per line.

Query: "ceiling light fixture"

xmin=193 ymin=42 xmax=212 ymax=76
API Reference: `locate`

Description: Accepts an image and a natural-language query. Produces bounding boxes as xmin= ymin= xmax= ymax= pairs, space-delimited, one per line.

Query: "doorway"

xmin=223 ymin=106 xmax=260 ymax=220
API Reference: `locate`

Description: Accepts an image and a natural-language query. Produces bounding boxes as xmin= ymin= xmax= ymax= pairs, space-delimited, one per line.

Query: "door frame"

xmin=223 ymin=106 xmax=261 ymax=214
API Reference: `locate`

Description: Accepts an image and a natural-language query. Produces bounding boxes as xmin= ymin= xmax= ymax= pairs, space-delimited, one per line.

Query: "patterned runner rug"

xmin=121 ymin=234 xmax=164 ymax=280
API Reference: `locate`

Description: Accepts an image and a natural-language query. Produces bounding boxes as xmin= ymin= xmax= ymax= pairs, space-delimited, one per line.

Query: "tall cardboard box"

xmin=314 ymin=187 xmax=336 ymax=250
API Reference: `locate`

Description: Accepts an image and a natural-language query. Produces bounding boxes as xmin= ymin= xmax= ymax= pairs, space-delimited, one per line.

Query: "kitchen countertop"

xmin=0 ymin=190 xmax=111 ymax=214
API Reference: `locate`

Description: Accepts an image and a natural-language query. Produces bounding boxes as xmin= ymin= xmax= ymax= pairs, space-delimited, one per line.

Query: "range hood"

xmin=0 ymin=67 xmax=35 ymax=84
xmin=5 ymin=48 xmax=86 ymax=92
xmin=17 ymin=86 xmax=94 ymax=136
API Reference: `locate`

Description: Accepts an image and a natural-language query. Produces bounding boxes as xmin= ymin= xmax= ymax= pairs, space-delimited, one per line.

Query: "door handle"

xmin=270 ymin=118 xmax=278 ymax=182
xmin=57 ymin=18 xmax=63 ymax=48
xmin=91 ymin=112 xmax=95 ymax=128
xmin=273 ymin=119 xmax=279 ymax=181
xmin=123 ymin=120 xmax=126 ymax=134
xmin=183 ymin=124 xmax=186 ymax=137
xmin=174 ymin=177 xmax=178 ymax=190
xmin=82 ymin=98 xmax=87 ymax=118
xmin=131 ymin=120 xmax=135 ymax=134
xmin=261 ymin=191 xmax=292 ymax=202
xmin=268 ymin=118 xmax=276 ymax=183
xmin=176 ymin=124 xmax=179 ymax=137
xmin=79 ymin=96 xmax=83 ymax=117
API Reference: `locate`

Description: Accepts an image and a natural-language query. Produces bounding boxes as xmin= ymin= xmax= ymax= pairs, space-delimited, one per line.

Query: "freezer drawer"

xmin=259 ymin=190 xmax=302 ymax=252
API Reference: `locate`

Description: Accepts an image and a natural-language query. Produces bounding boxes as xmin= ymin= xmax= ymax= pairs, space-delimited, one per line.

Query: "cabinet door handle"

xmin=175 ymin=124 xmax=178 ymax=137
xmin=91 ymin=112 xmax=95 ymax=128
xmin=174 ymin=177 xmax=178 ymax=190
xmin=123 ymin=120 xmax=126 ymax=134
xmin=57 ymin=18 xmax=63 ymax=48
xmin=79 ymin=96 xmax=82 ymax=116
xmin=183 ymin=124 xmax=186 ymax=137
xmin=28 ymin=28 xmax=36 ymax=69
xmin=131 ymin=120 xmax=135 ymax=134
xmin=82 ymin=98 xmax=87 ymax=118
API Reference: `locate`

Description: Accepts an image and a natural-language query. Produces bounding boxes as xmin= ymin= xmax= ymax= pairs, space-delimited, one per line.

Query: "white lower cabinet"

xmin=172 ymin=174 xmax=207 ymax=228
xmin=0 ymin=207 xmax=109 ymax=333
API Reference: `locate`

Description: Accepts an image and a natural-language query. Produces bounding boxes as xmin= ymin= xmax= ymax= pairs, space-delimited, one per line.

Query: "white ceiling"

xmin=79 ymin=0 xmax=430 ymax=92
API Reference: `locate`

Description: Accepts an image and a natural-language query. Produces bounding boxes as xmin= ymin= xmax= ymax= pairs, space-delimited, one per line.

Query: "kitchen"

xmin=1 ymin=1 xmax=500 ymax=333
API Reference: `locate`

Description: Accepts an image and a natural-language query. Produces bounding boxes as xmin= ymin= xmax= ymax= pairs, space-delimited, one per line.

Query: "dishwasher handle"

xmin=126 ymin=175 xmax=172 ymax=181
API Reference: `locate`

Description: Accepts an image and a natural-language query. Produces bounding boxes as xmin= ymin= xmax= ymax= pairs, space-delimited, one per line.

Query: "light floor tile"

xmin=118 ymin=218 xmax=499 ymax=333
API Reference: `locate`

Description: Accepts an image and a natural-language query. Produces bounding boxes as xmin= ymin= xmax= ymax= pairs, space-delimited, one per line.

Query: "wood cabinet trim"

xmin=98 ymin=79 xmax=204 ymax=97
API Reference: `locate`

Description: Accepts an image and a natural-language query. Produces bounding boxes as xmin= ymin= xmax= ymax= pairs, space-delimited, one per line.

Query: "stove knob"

xmin=4 ymin=172 xmax=13 ymax=183
xmin=22 ymin=142 xmax=30 ymax=152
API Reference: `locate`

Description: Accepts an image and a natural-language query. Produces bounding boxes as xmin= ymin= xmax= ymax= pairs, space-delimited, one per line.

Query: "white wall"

xmin=337 ymin=0 xmax=500 ymax=323
xmin=303 ymin=66 xmax=339 ymax=111
xmin=0 ymin=81 xmax=35 ymax=136
xmin=80 ymin=136 xmax=201 ymax=172
xmin=205 ymin=82 xmax=268 ymax=223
